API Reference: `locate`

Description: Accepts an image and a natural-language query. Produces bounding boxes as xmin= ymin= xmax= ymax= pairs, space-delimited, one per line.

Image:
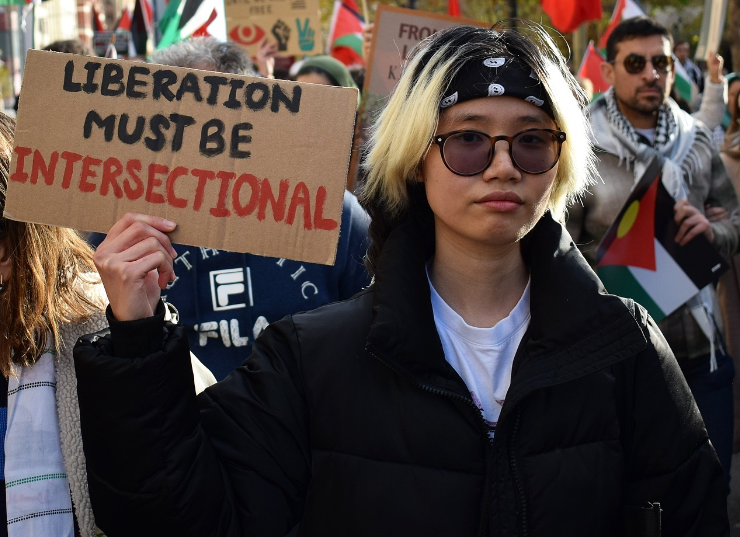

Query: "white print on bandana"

xmin=440 ymin=92 xmax=459 ymax=108
xmin=525 ymin=96 xmax=544 ymax=107
xmin=488 ymin=83 xmax=505 ymax=96
xmin=483 ymin=57 xmax=505 ymax=68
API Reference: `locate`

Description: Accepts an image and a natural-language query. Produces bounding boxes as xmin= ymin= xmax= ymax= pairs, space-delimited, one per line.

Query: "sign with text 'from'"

xmin=225 ymin=0 xmax=322 ymax=57
xmin=4 ymin=50 xmax=358 ymax=265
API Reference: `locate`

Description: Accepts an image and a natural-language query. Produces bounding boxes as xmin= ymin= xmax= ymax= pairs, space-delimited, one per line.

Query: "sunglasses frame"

xmin=609 ymin=53 xmax=674 ymax=75
xmin=432 ymin=128 xmax=567 ymax=176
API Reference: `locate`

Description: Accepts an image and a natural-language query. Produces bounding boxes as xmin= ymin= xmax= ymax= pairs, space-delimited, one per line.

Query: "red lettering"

xmin=314 ymin=186 xmax=338 ymax=230
xmin=166 ymin=166 xmax=189 ymax=208
xmin=101 ymin=157 xmax=124 ymax=198
xmin=124 ymin=159 xmax=144 ymax=200
xmin=60 ymin=152 xmax=83 ymax=189
xmin=286 ymin=181 xmax=312 ymax=230
xmin=80 ymin=156 xmax=102 ymax=193
xmin=146 ymin=163 xmax=168 ymax=204
xmin=30 ymin=150 xmax=59 ymax=185
xmin=232 ymin=173 xmax=259 ymax=216
xmin=10 ymin=146 xmax=32 ymax=183
xmin=192 ymin=168 xmax=216 ymax=211
xmin=258 ymin=178 xmax=288 ymax=222
xmin=211 ymin=171 xmax=235 ymax=217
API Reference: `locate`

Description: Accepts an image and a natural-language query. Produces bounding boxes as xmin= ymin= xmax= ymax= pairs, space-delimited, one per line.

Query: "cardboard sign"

xmin=3 ymin=50 xmax=358 ymax=265
xmin=225 ymin=0 xmax=321 ymax=57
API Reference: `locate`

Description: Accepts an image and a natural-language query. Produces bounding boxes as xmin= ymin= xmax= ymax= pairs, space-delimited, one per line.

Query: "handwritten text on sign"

xmin=3 ymin=51 xmax=358 ymax=265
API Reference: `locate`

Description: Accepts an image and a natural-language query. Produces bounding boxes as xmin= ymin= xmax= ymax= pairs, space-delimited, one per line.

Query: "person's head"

xmin=42 ymin=39 xmax=95 ymax=56
xmin=601 ymin=17 xmax=674 ymax=128
xmin=295 ymin=56 xmax=358 ymax=89
xmin=673 ymin=40 xmax=690 ymax=64
xmin=151 ymin=37 xmax=256 ymax=75
xmin=361 ymin=23 xmax=595 ymax=274
xmin=0 ymin=113 xmax=101 ymax=376
xmin=728 ymin=73 xmax=740 ymax=120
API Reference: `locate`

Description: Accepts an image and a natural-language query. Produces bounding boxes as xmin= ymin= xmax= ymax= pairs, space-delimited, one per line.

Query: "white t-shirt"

xmin=634 ymin=127 xmax=656 ymax=144
xmin=428 ymin=273 xmax=531 ymax=437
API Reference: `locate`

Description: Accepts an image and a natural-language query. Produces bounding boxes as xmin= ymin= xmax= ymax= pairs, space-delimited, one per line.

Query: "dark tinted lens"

xmin=652 ymin=55 xmax=672 ymax=72
xmin=623 ymin=54 xmax=646 ymax=74
xmin=443 ymin=131 xmax=492 ymax=175
xmin=512 ymin=130 xmax=559 ymax=173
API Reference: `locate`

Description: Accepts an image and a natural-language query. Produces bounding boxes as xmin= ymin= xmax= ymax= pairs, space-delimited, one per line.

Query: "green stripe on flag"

xmin=673 ymin=73 xmax=693 ymax=104
xmin=597 ymin=264 xmax=666 ymax=322
xmin=332 ymin=34 xmax=363 ymax=55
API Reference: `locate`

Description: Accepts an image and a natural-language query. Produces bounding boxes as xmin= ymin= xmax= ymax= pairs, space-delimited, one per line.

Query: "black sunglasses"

xmin=432 ymin=128 xmax=566 ymax=176
xmin=610 ymin=53 xmax=673 ymax=75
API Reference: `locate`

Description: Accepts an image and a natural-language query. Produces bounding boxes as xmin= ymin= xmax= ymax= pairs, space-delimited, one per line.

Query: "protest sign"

xmin=3 ymin=50 xmax=358 ymax=265
xmin=225 ymin=0 xmax=322 ymax=57
xmin=348 ymin=6 xmax=485 ymax=187
xmin=596 ymin=157 xmax=728 ymax=322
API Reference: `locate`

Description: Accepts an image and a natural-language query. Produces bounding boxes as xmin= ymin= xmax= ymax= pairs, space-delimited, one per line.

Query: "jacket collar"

xmin=366 ymin=208 xmax=648 ymax=408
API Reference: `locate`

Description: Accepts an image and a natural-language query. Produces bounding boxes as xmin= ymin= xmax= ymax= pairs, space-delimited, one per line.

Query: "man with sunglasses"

xmin=568 ymin=15 xmax=740 ymax=489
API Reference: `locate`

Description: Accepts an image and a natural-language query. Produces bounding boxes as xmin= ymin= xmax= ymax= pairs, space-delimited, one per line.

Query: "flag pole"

xmin=361 ymin=0 xmax=369 ymax=25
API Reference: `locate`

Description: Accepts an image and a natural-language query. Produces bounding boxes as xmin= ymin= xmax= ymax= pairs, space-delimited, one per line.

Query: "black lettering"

xmin=176 ymin=73 xmax=203 ymax=102
xmin=82 ymin=61 xmax=102 ymax=93
xmin=271 ymin=84 xmax=301 ymax=113
xmin=101 ymin=63 xmax=125 ymax=96
xmin=388 ymin=65 xmax=397 ymax=80
xmin=230 ymin=123 xmax=252 ymax=159
xmin=83 ymin=111 xmax=115 ymax=141
xmin=203 ymin=75 xmax=228 ymax=105
xmin=152 ymin=70 xmax=177 ymax=101
xmin=245 ymin=82 xmax=269 ymax=110
xmin=63 ymin=61 xmax=82 ymax=92
xmin=169 ymin=113 xmax=196 ymax=151
xmin=126 ymin=65 xmax=150 ymax=99
xmin=200 ymin=119 xmax=225 ymax=157
xmin=144 ymin=114 xmax=171 ymax=151
xmin=223 ymin=79 xmax=244 ymax=109
xmin=118 ymin=114 xmax=145 ymax=144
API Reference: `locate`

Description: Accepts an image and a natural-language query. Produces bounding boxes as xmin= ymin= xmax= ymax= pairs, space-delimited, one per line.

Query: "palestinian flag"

xmin=157 ymin=0 xmax=227 ymax=51
xmin=577 ymin=41 xmax=610 ymax=99
xmin=596 ymin=157 xmax=728 ymax=322
xmin=0 ymin=0 xmax=31 ymax=5
xmin=673 ymin=60 xmax=700 ymax=105
xmin=597 ymin=0 xmax=645 ymax=50
xmin=327 ymin=0 xmax=365 ymax=67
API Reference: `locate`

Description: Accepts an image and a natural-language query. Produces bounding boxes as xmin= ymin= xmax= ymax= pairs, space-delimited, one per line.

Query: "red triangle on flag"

xmin=448 ymin=0 xmax=460 ymax=17
xmin=598 ymin=174 xmax=658 ymax=270
xmin=577 ymin=42 xmax=610 ymax=95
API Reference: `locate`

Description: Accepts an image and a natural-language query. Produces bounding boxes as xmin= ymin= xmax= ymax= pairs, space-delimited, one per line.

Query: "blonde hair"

xmin=0 ymin=113 xmax=103 ymax=376
xmin=362 ymin=23 xmax=596 ymax=227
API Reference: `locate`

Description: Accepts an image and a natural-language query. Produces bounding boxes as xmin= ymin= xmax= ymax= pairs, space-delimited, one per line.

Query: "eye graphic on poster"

xmin=296 ymin=18 xmax=314 ymax=51
xmin=272 ymin=20 xmax=291 ymax=51
xmin=229 ymin=24 xmax=266 ymax=46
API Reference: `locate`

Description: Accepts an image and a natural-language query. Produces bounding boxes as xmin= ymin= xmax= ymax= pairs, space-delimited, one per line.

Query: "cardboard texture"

xmin=348 ymin=6 xmax=486 ymax=187
xmin=4 ymin=50 xmax=358 ymax=265
xmin=225 ymin=0 xmax=322 ymax=57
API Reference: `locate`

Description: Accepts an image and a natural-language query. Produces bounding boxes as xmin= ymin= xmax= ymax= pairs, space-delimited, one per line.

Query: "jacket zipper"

xmin=367 ymin=346 xmax=494 ymax=536
xmin=509 ymin=407 xmax=528 ymax=537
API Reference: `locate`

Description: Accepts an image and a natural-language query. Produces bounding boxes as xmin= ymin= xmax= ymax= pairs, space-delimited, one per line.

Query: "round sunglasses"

xmin=610 ymin=53 xmax=673 ymax=75
xmin=432 ymin=128 xmax=567 ymax=176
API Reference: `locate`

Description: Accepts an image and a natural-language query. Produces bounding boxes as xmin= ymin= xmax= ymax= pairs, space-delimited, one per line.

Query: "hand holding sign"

xmin=94 ymin=213 xmax=178 ymax=321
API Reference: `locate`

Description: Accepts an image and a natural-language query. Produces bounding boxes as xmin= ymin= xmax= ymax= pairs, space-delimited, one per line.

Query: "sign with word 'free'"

xmin=4 ymin=50 xmax=358 ymax=265
xmin=225 ymin=0 xmax=321 ymax=57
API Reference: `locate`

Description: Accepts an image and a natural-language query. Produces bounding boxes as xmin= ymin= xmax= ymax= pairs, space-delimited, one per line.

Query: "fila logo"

xmin=209 ymin=268 xmax=253 ymax=311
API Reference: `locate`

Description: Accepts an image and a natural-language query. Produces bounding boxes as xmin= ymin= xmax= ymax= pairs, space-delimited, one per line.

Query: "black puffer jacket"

xmin=74 ymin=214 xmax=728 ymax=537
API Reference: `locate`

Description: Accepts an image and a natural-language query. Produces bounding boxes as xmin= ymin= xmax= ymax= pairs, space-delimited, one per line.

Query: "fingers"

xmin=705 ymin=205 xmax=728 ymax=222
xmin=674 ymin=200 xmax=715 ymax=246
xmin=106 ymin=212 xmax=176 ymax=246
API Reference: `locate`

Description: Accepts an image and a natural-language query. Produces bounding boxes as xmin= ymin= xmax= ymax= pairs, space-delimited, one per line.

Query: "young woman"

xmin=0 ymin=113 xmax=107 ymax=537
xmin=73 ymin=25 xmax=727 ymax=536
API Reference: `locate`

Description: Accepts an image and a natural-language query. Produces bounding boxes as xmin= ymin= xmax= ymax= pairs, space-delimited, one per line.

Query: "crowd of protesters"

xmin=0 ymin=12 xmax=739 ymax=537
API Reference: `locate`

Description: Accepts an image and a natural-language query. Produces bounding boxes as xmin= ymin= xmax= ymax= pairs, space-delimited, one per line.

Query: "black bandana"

xmin=440 ymin=56 xmax=554 ymax=118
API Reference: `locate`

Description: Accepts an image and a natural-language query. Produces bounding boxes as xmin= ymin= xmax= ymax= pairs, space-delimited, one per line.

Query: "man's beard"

xmin=618 ymin=82 xmax=665 ymax=118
